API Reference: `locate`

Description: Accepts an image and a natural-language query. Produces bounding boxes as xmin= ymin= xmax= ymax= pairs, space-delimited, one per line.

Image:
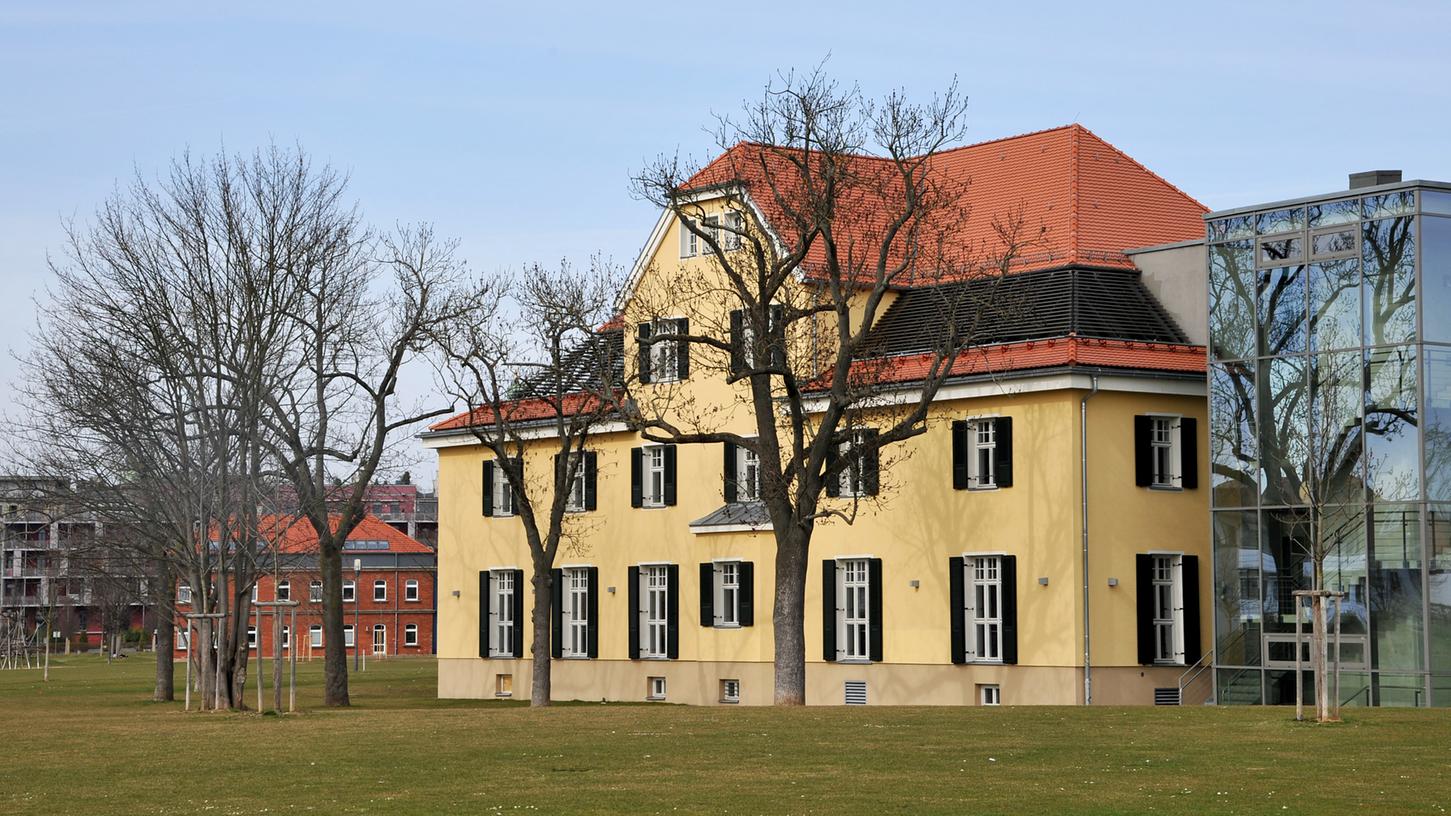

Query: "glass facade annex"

xmin=1207 ymin=183 xmax=1451 ymax=707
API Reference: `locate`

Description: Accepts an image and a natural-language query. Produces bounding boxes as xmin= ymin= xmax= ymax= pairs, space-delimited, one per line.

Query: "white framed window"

xmin=281 ymin=626 xmax=290 ymax=650
xmin=647 ymin=675 xmax=667 ymax=701
xmin=720 ymin=678 xmax=741 ymax=703
xmin=562 ymin=567 xmax=590 ymax=658
xmin=643 ymin=445 xmax=667 ymax=508
xmin=721 ymin=210 xmax=744 ymax=251
xmin=1152 ymin=554 xmax=1187 ymax=664
xmin=247 ymin=626 xmax=258 ymax=649
xmin=405 ymin=579 xmax=419 ymax=602
xmin=491 ymin=459 xmax=515 ymax=516
xmin=641 ymin=565 xmax=669 ymax=659
xmin=714 ymin=561 xmax=740 ymax=627
xmin=276 ymin=580 xmax=290 ymax=602
xmin=343 ymin=624 xmax=355 ymax=648
xmin=309 ymin=625 xmax=323 ymax=648
xmin=491 ymin=570 xmax=515 ymax=657
xmin=177 ymin=584 xmax=192 ymax=604
xmin=738 ymin=445 xmax=760 ymax=502
xmin=251 ymin=584 xmax=259 ymax=602
xmin=309 ymin=580 xmax=322 ymax=602
xmin=979 ymin=684 xmax=1001 ymax=706
xmin=176 ymin=628 xmax=189 ymax=650
xmin=404 ymin=623 xmax=419 ymax=647
xmin=649 ymin=317 xmax=680 ymax=383
xmin=565 ymin=453 xmax=587 ymax=513
xmin=838 ymin=559 xmax=870 ymax=661
xmin=968 ymin=419 xmax=997 ymax=489
xmin=372 ymin=623 xmax=386 ymax=655
xmin=834 ymin=430 xmax=875 ymax=498
xmin=373 ymin=579 xmax=387 ymax=602
xmin=342 ymin=580 xmax=355 ymax=603
xmin=1150 ymin=417 xmax=1181 ymax=488
xmin=496 ymin=673 xmax=513 ymax=697
xmin=679 ymin=217 xmax=700 ymax=258
xmin=965 ymin=556 xmax=1003 ymax=662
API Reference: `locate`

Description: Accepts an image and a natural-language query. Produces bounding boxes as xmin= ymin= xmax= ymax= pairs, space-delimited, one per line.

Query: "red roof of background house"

xmin=263 ymin=513 xmax=432 ymax=554
xmin=685 ymin=124 xmax=1206 ymax=278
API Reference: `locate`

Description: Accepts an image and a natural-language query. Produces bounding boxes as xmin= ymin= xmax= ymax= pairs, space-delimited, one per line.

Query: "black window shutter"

xmin=511 ymin=569 xmax=525 ymax=658
xmin=868 ymin=557 xmax=883 ymax=662
xmin=478 ymin=570 xmax=491 ymax=658
xmin=738 ymin=561 xmax=754 ymax=627
xmin=482 ymin=460 xmax=494 ymax=516
xmin=1182 ymin=555 xmax=1202 ymax=665
xmin=1180 ymin=417 xmax=1199 ymax=489
xmin=627 ymin=565 xmax=640 ymax=660
xmin=699 ymin=562 xmax=715 ymax=627
xmin=630 ymin=447 xmax=643 ymax=508
xmin=822 ymin=559 xmax=837 ymax=661
xmin=723 ymin=442 xmax=738 ymax=503
xmin=949 ymin=556 xmax=966 ymax=664
xmin=729 ymin=309 xmax=744 ymax=374
xmin=553 ymin=453 xmax=564 ymax=500
xmin=1136 ymin=554 xmax=1155 ymax=664
xmin=1134 ymin=415 xmax=1153 ymax=486
xmin=586 ymin=566 xmax=600 ymax=658
xmin=637 ymin=322 xmax=653 ymax=384
xmin=663 ymin=445 xmax=677 ymax=506
xmin=675 ymin=317 xmax=690 ymax=379
xmin=951 ymin=420 xmax=969 ymax=490
xmin=994 ymin=417 xmax=1014 ymax=488
xmin=861 ymin=429 xmax=880 ymax=496
xmin=825 ymin=439 xmax=841 ymax=498
xmin=666 ymin=564 xmax=680 ymax=659
xmin=584 ymin=451 xmax=598 ymax=511
xmin=551 ymin=568 xmax=563 ymax=659
xmin=768 ymin=304 xmax=786 ymax=368
xmin=1000 ymin=556 xmax=1018 ymax=665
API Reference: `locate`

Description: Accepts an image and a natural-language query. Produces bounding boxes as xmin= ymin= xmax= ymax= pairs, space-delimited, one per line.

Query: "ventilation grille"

xmin=844 ymin=680 xmax=868 ymax=706
xmin=1154 ymin=687 xmax=1182 ymax=706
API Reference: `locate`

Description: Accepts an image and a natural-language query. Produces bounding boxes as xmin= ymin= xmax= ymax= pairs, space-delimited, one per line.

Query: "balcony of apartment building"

xmin=2 ymin=521 xmax=55 ymax=549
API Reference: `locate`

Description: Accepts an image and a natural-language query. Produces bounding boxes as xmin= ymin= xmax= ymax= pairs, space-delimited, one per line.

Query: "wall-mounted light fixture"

xmin=1107 ymin=577 xmax=1119 ymax=588
xmin=451 ymin=589 xmax=461 ymax=598
xmin=909 ymin=579 xmax=920 ymax=589
xmin=607 ymin=586 xmax=617 ymax=595
xmin=1037 ymin=577 xmax=1049 ymax=586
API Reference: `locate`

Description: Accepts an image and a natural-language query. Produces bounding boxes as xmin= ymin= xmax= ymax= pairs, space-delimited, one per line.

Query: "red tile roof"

xmin=260 ymin=514 xmax=432 ymax=554
xmin=848 ymin=336 xmax=1207 ymax=387
xmin=685 ymin=124 xmax=1206 ymax=278
xmin=429 ymin=393 xmax=608 ymax=432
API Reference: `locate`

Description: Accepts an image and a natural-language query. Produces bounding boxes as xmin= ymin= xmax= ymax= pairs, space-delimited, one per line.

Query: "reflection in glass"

xmin=1428 ymin=348 xmax=1451 ymax=502
xmin=1262 ymin=509 xmax=1311 ymax=635
xmin=1257 ymin=208 xmax=1305 ymax=236
xmin=1422 ymin=190 xmax=1451 ymax=217
xmin=1218 ymin=667 xmax=1263 ymax=705
xmin=1208 ymin=241 xmax=1255 ymax=360
xmin=1209 ymin=216 xmax=1256 ymax=242
xmin=1363 ymin=192 xmax=1416 ymax=220
xmin=1214 ymin=510 xmax=1261 ymax=666
xmin=1366 ymin=346 xmax=1420 ymax=501
xmin=1420 ymin=215 xmax=1451 ymax=343
xmin=1259 ymin=236 xmax=1304 ymax=265
xmin=1375 ymin=674 xmax=1427 ymax=707
xmin=1258 ymin=266 xmax=1307 ymax=356
xmin=1428 ymin=504 xmax=1451 ymax=677
xmin=1308 ymin=260 xmax=1361 ymax=351
xmin=1318 ymin=503 xmax=1368 ymax=636
xmin=1309 ymin=352 xmax=1365 ymax=505
xmin=1210 ymin=362 xmax=1257 ymax=507
xmin=1310 ymin=228 xmax=1357 ymax=259
xmin=1309 ymin=198 xmax=1361 ymax=227
xmin=1260 ymin=357 xmax=1308 ymax=505
xmin=1369 ymin=504 xmax=1424 ymax=674
xmin=1363 ymin=217 xmax=1417 ymax=347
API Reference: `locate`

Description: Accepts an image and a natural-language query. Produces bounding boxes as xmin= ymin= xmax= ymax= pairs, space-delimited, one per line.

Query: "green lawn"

xmin=1 ymin=656 xmax=1448 ymax=815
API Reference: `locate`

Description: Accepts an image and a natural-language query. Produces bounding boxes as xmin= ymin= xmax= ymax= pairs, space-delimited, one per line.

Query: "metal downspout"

xmin=1081 ymin=374 xmax=1100 ymax=706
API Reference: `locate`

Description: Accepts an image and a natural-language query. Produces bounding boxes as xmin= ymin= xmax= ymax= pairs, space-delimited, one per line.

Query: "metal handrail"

xmin=1177 ymin=648 xmax=1216 ymax=703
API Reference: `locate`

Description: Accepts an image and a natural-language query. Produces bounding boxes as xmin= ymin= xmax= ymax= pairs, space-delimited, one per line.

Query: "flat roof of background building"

xmin=1204 ymin=178 xmax=1451 ymax=221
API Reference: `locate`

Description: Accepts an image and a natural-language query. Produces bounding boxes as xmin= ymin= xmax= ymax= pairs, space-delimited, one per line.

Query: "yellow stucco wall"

xmin=431 ymin=202 xmax=1210 ymax=705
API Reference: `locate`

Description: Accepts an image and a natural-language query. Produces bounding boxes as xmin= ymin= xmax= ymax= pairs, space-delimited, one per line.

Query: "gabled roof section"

xmin=224 ymin=514 xmax=432 ymax=554
xmin=684 ymin=125 xmax=1207 ymax=277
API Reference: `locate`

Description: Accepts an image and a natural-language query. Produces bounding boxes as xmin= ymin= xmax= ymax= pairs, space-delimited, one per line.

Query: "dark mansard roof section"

xmin=506 ymin=329 xmax=625 ymax=400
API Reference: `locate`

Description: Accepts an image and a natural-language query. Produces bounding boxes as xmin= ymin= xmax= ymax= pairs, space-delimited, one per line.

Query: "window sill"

xmin=967 ymin=485 xmax=999 ymax=492
xmin=1147 ymin=484 xmax=1183 ymax=492
xmin=640 ymin=503 xmax=668 ymax=510
xmin=964 ymin=659 xmax=1005 ymax=666
xmin=637 ymin=655 xmax=671 ymax=661
xmin=559 ymin=654 xmax=591 ymax=660
xmin=488 ymin=513 xmax=516 ymax=519
xmin=836 ymin=658 xmax=873 ymax=665
xmin=712 ymin=623 xmax=743 ymax=630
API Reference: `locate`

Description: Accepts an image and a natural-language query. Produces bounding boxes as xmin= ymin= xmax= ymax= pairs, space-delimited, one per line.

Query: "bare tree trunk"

xmin=529 ymin=564 xmax=553 ymax=707
xmin=154 ymin=618 xmax=174 ymax=701
xmin=320 ymin=542 xmax=350 ymax=706
xmin=773 ymin=530 xmax=809 ymax=706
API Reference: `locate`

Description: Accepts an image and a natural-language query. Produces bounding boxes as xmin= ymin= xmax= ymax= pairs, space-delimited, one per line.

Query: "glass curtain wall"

xmin=1208 ymin=185 xmax=1451 ymax=706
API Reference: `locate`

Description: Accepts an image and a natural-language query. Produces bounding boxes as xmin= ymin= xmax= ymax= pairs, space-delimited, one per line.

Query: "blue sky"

xmin=3 ymin=1 xmax=1449 ymax=486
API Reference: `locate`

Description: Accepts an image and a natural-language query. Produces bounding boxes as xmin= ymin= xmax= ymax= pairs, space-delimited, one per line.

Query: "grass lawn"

xmin=1 ymin=656 xmax=1448 ymax=815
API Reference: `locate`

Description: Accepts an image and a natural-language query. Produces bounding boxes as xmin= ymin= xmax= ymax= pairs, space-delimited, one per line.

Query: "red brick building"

xmin=173 ymin=514 xmax=436 ymax=659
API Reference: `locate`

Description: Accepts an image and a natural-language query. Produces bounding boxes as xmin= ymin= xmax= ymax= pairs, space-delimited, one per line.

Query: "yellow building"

xmin=424 ymin=125 xmax=1216 ymax=706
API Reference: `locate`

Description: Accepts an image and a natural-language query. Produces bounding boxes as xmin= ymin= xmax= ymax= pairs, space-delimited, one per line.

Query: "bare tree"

xmin=628 ymin=69 xmax=1034 ymax=704
xmin=430 ymin=260 xmax=623 ymax=705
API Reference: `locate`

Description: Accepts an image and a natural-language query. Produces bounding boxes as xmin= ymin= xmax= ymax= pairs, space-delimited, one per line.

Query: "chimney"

xmin=1349 ymin=170 xmax=1402 ymax=189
